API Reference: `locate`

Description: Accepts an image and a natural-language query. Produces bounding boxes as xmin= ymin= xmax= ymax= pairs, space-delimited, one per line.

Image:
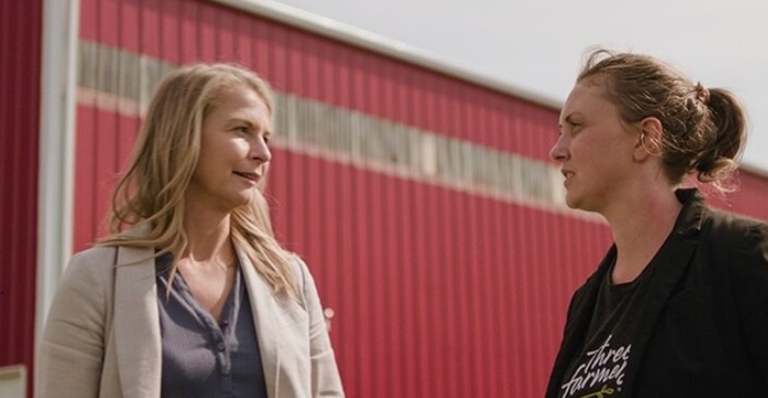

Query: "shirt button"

xmin=217 ymin=342 xmax=225 ymax=351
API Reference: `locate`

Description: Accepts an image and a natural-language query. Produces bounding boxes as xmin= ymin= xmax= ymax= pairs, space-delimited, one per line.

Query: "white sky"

xmin=272 ymin=0 xmax=768 ymax=172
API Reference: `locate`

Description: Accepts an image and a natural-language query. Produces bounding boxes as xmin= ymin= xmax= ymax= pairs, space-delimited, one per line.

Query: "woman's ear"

xmin=634 ymin=117 xmax=663 ymax=161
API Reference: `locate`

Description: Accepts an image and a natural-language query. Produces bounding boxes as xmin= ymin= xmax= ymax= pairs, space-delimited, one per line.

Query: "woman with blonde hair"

xmin=37 ymin=63 xmax=344 ymax=398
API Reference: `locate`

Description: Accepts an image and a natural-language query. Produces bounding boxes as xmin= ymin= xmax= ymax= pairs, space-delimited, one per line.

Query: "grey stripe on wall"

xmin=77 ymin=40 xmax=593 ymax=218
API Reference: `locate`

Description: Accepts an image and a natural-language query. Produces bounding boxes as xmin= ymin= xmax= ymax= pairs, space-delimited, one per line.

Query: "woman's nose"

xmin=251 ymin=137 xmax=272 ymax=162
xmin=549 ymin=137 xmax=569 ymax=162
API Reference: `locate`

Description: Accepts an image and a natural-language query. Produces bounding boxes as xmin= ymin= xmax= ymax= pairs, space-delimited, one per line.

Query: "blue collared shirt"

xmin=155 ymin=253 xmax=268 ymax=398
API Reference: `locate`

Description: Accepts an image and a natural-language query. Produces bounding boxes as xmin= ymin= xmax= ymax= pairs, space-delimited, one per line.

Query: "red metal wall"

xmin=708 ymin=170 xmax=768 ymax=221
xmin=265 ymin=149 xmax=614 ymax=397
xmin=0 ymin=0 xmax=43 ymax=393
xmin=72 ymin=0 xmax=768 ymax=396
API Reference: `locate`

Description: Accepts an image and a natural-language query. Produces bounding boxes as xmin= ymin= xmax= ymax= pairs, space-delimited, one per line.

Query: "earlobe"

xmin=635 ymin=117 xmax=663 ymax=159
xmin=633 ymin=132 xmax=648 ymax=161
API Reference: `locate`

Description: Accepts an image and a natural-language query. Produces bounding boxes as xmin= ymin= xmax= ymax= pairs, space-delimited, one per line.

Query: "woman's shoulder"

xmin=699 ymin=208 xmax=768 ymax=279
xmin=285 ymin=253 xmax=311 ymax=284
xmin=63 ymin=245 xmax=119 ymax=279
xmin=702 ymin=207 xmax=768 ymax=246
xmin=283 ymin=253 xmax=324 ymax=305
xmin=71 ymin=245 xmax=118 ymax=264
xmin=48 ymin=246 xmax=121 ymax=309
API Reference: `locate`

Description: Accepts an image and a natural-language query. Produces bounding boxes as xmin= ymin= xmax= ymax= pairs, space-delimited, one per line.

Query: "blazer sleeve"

xmin=36 ymin=248 xmax=114 ymax=398
xmin=295 ymin=257 xmax=345 ymax=397
xmin=729 ymin=223 xmax=768 ymax=383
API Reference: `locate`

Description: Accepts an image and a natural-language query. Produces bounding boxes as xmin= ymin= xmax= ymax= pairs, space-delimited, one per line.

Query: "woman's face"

xmin=187 ymin=85 xmax=272 ymax=213
xmin=550 ymin=77 xmax=639 ymax=214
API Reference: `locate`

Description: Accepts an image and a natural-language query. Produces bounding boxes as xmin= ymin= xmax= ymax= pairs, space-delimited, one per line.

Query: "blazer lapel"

xmin=620 ymin=189 xmax=704 ymax=393
xmin=114 ymin=245 xmax=162 ymax=398
xmin=238 ymin=247 xmax=281 ymax=398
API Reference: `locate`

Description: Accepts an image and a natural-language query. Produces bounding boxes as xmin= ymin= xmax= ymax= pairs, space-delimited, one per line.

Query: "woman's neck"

xmin=181 ymin=205 xmax=234 ymax=265
xmin=605 ymin=188 xmax=683 ymax=284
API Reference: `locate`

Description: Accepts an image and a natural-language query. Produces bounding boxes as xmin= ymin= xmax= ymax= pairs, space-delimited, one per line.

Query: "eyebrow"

xmin=228 ymin=117 xmax=268 ymax=130
xmin=228 ymin=117 xmax=255 ymax=125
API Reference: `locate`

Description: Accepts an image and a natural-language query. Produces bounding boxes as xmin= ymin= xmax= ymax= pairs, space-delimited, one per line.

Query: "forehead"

xmin=559 ymin=77 xmax=616 ymax=122
xmin=209 ymin=86 xmax=270 ymax=120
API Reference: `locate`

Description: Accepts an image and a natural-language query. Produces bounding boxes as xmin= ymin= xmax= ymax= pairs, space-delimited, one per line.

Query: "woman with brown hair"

xmin=546 ymin=49 xmax=768 ymax=397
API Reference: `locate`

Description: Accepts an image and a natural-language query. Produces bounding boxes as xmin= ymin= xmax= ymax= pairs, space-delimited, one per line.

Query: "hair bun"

xmin=695 ymin=82 xmax=710 ymax=105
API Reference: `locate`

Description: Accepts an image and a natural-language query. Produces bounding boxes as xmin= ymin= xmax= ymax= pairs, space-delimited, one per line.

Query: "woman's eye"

xmin=569 ymin=122 xmax=584 ymax=134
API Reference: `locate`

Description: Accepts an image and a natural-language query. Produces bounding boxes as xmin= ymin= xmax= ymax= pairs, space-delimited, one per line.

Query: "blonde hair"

xmin=99 ymin=63 xmax=296 ymax=295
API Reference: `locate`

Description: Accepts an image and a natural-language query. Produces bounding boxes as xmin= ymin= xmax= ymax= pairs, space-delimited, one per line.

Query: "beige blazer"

xmin=36 ymin=243 xmax=344 ymax=398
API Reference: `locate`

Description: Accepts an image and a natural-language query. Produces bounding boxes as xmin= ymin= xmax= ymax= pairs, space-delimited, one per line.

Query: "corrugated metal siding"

xmin=75 ymin=130 xmax=611 ymax=396
xmin=70 ymin=0 xmax=768 ymax=397
xmin=708 ymin=171 xmax=768 ymax=221
xmin=73 ymin=105 xmax=140 ymax=249
xmin=0 ymin=0 xmax=42 ymax=394
xmin=79 ymin=0 xmax=558 ymax=160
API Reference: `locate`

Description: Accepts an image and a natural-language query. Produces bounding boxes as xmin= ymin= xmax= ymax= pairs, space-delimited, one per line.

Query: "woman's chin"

xmin=565 ymin=192 xmax=589 ymax=211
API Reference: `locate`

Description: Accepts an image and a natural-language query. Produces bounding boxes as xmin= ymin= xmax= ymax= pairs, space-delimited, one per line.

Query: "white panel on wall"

xmin=0 ymin=365 xmax=26 ymax=398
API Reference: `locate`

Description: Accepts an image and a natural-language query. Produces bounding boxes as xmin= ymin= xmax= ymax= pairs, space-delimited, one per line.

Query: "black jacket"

xmin=546 ymin=189 xmax=768 ymax=398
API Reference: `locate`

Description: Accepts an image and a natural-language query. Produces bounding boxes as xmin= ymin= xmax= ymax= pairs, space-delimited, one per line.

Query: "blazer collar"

xmin=673 ymin=188 xmax=707 ymax=237
xmin=114 ymin=244 xmax=162 ymax=398
xmin=236 ymin=245 xmax=285 ymax=398
xmin=619 ymin=196 xmax=701 ymax=392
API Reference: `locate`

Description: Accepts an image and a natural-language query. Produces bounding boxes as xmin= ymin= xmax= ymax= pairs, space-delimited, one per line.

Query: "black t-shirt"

xmin=556 ymin=261 xmax=654 ymax=398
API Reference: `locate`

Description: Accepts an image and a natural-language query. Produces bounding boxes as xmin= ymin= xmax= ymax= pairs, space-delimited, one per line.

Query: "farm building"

xmin=3 ymin=0 xmax=768 ymax=396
